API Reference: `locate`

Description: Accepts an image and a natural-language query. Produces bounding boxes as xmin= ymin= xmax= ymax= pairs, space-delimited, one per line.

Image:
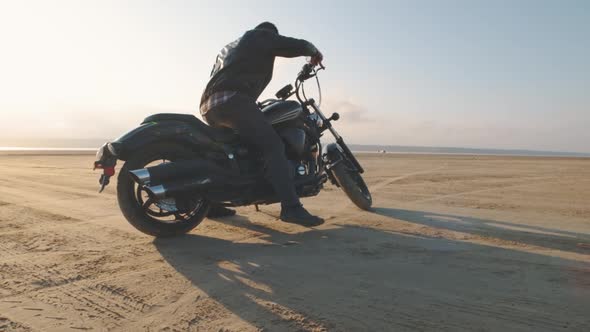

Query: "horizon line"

xmin=1 ymin=145 xmax=588 ymax=158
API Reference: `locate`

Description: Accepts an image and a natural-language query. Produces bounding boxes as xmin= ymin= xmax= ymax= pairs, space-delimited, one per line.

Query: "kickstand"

xmin=254 ymin=204 xmax=260 ymax=212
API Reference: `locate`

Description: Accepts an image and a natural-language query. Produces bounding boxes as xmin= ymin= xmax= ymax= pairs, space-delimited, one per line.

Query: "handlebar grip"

xmin=297 ymin=63 xmax=315 ymax=81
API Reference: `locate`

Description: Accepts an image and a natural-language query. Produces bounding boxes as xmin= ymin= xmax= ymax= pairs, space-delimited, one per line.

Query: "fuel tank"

xmin=261 ymin=100 xmax=303 ymax=125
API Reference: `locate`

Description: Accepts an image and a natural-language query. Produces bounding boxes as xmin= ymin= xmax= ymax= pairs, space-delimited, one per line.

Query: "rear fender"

xmin=109 ymin=121 xmax=222 ymax=161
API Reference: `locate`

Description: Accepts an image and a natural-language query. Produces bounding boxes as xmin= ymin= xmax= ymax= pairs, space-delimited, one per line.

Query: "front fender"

xmin=109 ymin=121 xmax=221 ymax=161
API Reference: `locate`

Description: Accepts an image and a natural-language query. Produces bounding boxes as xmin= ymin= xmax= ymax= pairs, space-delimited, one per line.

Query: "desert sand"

xmin=0 ymin=153 xmax=588 ymax=331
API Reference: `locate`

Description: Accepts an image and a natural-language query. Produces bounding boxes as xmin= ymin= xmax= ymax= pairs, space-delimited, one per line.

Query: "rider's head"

xmin=255 ymin=22 xmax=278 ymax=34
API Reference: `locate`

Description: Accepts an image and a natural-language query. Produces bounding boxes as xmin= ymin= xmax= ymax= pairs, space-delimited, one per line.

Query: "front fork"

xmin=309 ymin=100 xmax=364 ymax=175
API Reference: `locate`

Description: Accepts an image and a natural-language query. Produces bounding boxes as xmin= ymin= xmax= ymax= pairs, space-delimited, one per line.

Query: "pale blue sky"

xmin=1 ymin=0 xmax=589 ymax=152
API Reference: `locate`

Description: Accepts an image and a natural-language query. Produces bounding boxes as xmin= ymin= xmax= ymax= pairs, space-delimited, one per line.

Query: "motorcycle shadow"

xmin=152 ymin=212 xmax=587 ymax=331
xmin=152 ymin=215 xmax=403 ymax=330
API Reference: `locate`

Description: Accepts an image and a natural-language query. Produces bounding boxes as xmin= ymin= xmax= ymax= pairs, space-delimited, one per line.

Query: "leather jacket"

xmin=201 ymin=28 xmax=318 ymax=104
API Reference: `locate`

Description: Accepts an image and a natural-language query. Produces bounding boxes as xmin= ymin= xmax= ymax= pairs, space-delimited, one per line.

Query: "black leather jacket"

xmin=201 ymin=28 xmax=318 ymax=103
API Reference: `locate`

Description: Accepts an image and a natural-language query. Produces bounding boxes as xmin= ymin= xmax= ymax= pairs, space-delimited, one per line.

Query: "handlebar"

xmin=297 ymin=62 xmax=325 ymax=82
xmin=259 ymin=62 xmax=324 ymax=109
xmin=297 ymin=63 xmax=315 ymax=81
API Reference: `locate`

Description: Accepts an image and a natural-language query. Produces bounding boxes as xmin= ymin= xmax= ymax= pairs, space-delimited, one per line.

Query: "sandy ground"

xmin=0 ymin=153 xmax=588 ymax=331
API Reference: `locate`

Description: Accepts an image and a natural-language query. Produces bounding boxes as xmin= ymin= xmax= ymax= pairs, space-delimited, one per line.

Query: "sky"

xmin=1 ymin=0 xmax=589 ymax=152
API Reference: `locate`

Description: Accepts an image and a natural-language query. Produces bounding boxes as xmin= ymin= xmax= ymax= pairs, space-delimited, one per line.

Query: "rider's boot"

xmin=280 ymin=204 xmax=324 ymax=227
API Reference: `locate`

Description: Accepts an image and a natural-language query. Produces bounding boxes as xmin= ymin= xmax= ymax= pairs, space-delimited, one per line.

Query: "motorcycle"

xmin=93 ymin=63 xmax=372 ymax=237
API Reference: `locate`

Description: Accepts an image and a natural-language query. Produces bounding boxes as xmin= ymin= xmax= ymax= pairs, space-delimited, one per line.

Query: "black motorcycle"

xmin=94 ymin=63 xmax=372 ymax=237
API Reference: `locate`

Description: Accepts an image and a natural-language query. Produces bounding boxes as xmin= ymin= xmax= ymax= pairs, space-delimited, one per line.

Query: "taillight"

xmin=103 ymin=166 xmax=115 ymax=177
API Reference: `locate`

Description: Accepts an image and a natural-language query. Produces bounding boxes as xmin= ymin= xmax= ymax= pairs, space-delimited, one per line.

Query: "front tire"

xmin=117 ymin=142 xmax=210 ymax=237
xmin=331 ymin=161 xmax=372 ymax=210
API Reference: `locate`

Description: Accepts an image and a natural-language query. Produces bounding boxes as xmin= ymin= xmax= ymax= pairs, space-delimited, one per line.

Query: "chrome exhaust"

xmin=136 ymin=159 xmax=254 ymax=200
xmin=144 ymin=184 xmax=166 ymax=199
xmin=129 ymin=168 xmax=151 ymax=186
xmin=144 ymin=177 xmax=213 ymax=200
xmin=130 ymin=159 xmax=234 ymax=187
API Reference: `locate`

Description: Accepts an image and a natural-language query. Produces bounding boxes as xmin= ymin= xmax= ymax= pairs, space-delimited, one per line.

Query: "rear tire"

xmin=117 ymin=142 xmax=209 ymax=237
xmin=331 ymin=161 xmax=372 ymax=210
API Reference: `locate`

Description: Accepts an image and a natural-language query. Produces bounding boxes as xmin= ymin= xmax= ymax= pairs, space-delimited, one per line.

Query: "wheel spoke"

xmin=142 ymin=198 xmax=154 ymax=211
xmin=136 ymin=185 xmax=144 ymax=204
xmin=157 ymin=211 xmax=176 ymax=217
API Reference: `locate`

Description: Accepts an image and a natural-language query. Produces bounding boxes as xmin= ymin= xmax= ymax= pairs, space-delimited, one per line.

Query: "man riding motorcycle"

xmin=200 ymin=22 xmax=324 ymax=226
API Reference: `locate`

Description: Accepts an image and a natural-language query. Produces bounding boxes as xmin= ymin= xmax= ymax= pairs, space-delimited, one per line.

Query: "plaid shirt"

xmin=200 ymin=91 xmax=237 ymax=115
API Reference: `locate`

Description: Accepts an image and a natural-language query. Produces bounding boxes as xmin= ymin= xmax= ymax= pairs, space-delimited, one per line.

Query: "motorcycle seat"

xmin=143 ymin=113 xmax=237 ymax=143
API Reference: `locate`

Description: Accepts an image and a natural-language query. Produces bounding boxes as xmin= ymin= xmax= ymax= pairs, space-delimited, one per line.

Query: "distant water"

xmin=1 ymin=144 xmax=588 ymax=158
xmin=348 ymin=144 xmax=590 ymax=158
xmin=0 ymin=147 xmax=96 ymax=151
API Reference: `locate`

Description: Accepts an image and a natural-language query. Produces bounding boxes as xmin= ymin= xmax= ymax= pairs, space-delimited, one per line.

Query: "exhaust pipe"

xmin=143 ymin=184 xmax=167 ymax=200
xmin=145 ymin=173 xmax=326 ymax=200
xmin=129 ymin=159 xmax=234 ymax=186
xmin=129 ymin=168 xmax=151 ymax=186
xmin=136 ymin=159 xmax=327 ymax=201
xmin=144 ymin=177 xmax=220 ymax=199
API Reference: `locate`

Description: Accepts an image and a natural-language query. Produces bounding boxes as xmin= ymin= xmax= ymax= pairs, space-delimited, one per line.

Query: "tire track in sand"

xmin=369 ymin=165 xmax=448 ymax=193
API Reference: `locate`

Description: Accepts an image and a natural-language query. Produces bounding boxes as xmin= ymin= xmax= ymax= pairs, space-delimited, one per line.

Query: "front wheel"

xmin=331 ymin=161 xmax=372 ymax=210
xmin=117 ymin=142 xmax=210 ymax=237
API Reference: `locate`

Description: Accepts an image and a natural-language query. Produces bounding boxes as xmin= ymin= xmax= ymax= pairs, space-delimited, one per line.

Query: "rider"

xmin=200 ymin=22 xmax=324 ymax=226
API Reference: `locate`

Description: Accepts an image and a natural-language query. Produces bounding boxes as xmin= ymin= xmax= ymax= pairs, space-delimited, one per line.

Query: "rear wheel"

xmin=117 ymin=142 xmax=209 ymax=237
xmin=331 ymin=161 xmax=372 ymax=210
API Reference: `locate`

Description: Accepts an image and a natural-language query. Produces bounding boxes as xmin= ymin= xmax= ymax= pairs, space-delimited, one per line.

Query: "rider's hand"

xmin=310 ymin=51 xmax=323 ymax=66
